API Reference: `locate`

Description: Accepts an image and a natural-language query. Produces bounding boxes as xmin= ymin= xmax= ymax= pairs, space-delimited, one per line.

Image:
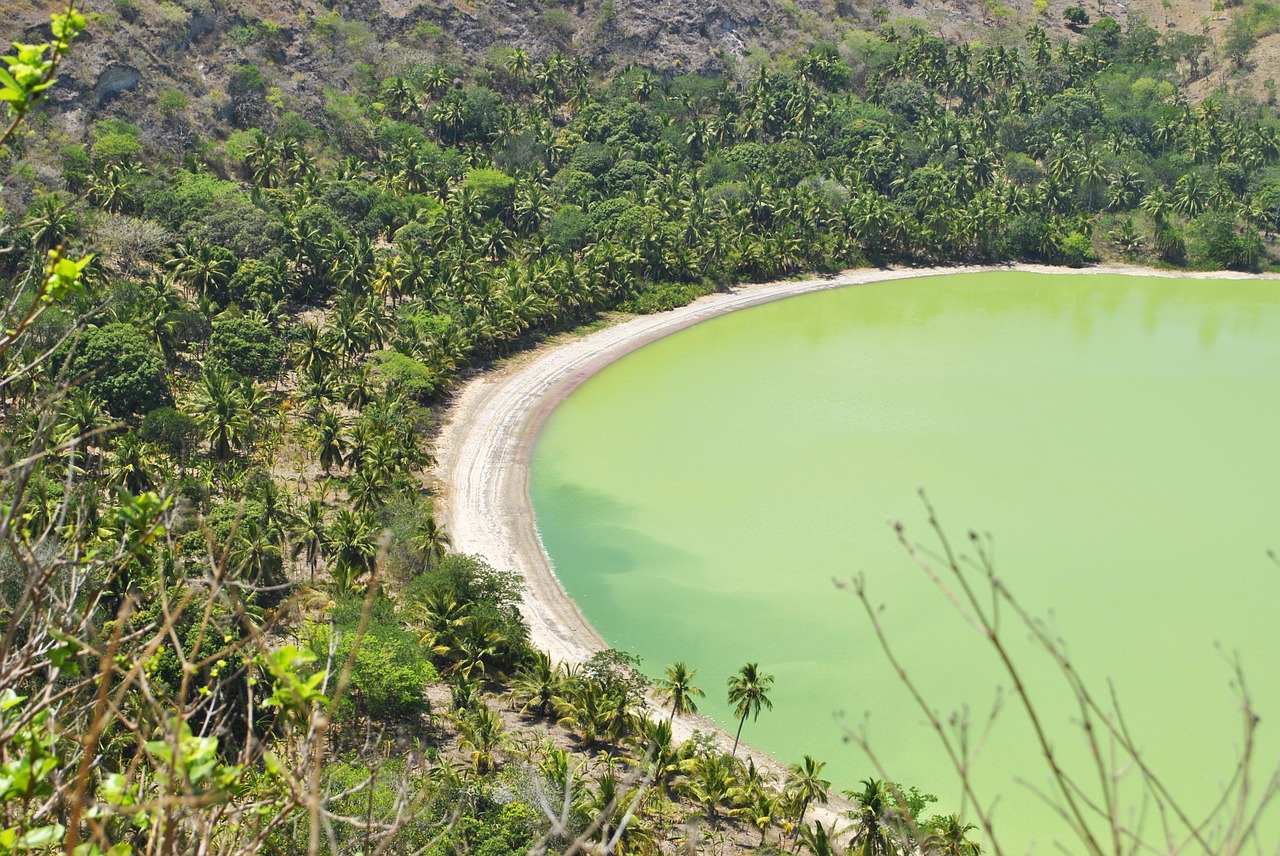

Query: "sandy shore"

xmin=431 ymin=261 xmax=1276 ymax=815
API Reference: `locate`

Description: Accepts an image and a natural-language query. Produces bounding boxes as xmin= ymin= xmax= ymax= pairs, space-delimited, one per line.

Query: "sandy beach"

xmin=430 ymin=261 xmax=1277 ymax=811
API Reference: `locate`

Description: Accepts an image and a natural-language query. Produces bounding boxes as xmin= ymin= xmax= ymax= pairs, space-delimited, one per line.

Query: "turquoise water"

xmin=528 ymin=272 xmax=1280 ymax=851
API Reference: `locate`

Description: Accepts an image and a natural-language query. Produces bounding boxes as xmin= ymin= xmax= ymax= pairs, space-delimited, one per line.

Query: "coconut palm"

xmin=922 ymin=814 xmax=982 ymax=856
xmin=311 ymin=409 xmax=346 ymax=475
xmin=191 ymin=369 xmax=250 ymax=460
xmin=727 ymin=662 xmax=774 ymax=757
xmin=655 ymin=661 xmax=704 ymax=723
xmin=289 ymin=497 xmax=328 ymax=583
xmin=680 ymin=752 xmax=740 ymax=825
xmin=408 ymin=513 xmax=451 ymax=571
xmin=786 ymin=755 xmax=831 ymax=832
xmin=456 ymin=706 xmax=505 ymax=773
xmin=845 ymin=778 xmax=903 ymax=856
xmin=801 ymin=820 xmax=843 ymax=856
xmin=103 ymin=432 xmax=160 ymax=495
xmin=324 ymin=508 xmax=377 ymax=593
xmin=510 ymin=650 xmax=562 ymax=719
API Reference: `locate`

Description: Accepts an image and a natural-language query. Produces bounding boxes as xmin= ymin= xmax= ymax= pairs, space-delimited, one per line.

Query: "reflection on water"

xmin=530 ymin=272 xmax=1280 ymax=852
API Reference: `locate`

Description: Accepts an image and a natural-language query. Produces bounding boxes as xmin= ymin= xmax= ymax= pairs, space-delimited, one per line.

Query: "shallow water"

xmin=529 ymin=272 xmax=1280 ymax=851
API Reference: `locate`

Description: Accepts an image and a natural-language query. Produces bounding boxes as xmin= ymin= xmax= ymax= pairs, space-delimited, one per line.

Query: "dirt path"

xmin=430 ymin=261 xmax=1277 ymax=825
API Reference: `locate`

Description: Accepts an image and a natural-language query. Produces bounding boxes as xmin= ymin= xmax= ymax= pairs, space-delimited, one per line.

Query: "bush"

xmin=66 ymin=323 xmax=171 ymax=418
xmin=1004 ymin=213 xmax=1052 ymax=261
xmin=373 ymin=351 xmax=439 ymax=403
xmin=314 ymin=600 xmax=438 ymax=721
xmin=569 ymin=141 xmax=616 ymax=176
xmin=224 ymin=258 xmax=286 ymax=311
xmin=1188 ymin=212 xmax=1262 ymax=270
xmin=228 ymin=63 xmax=266 ymax=97
xmin=209 ymin=315 xmax=285 ymax=379
xmin=544 ymin=205 xmax=594 ymax=250
xmin=140 ymin=406 xmax=201 ymax=459
xmin=1057 ymin=231 xmax=1094 ymax=267
xmin=461 ymin=168 xmax=516 ymax=218
xmin=619 ymin=280 xmax=716 ymax=314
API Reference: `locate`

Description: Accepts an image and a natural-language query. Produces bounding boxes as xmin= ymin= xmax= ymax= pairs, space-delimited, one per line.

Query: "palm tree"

xmin=510 ymin=650 xmax=562 ymax=719
xmin=231 ymin=516 xmax=282 ymax=589
xmin=655 ymin=662 xmax=704 ymax=723
xmin=456 ymin=706 xmax=505 ymax=773
xmin=786 ymin=755 xmax=831 ymax=832
xmin=727 ymin=662 xmax=774 ymax=757
xmin=680 ymin=752 xmax=740 ymax=825
xmin=845 ymin=778 xmax=902 ymax=856
xmin=289 ymin=497 xmax=328 ymax=583
xmin=409 ymin=513 xmax=451 ymax=571
xmin=922 ymin=814 xmax=981 ymax=856
xmin=103 ymin=432 xmax=160 ymax=495
xmin=191 ymin=369 xmax=250 ymax=460
xmin=324 ymin=508 xmax=377 ymax=593
xmin=311 ymin=409 xmax=346 ymax=475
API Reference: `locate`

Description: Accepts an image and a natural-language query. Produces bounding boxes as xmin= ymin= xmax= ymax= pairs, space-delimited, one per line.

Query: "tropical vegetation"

xmin=3 ymin=2 xmax=1278 ymax=854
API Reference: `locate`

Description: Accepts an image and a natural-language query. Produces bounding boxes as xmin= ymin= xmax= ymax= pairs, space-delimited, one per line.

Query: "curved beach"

xmin=430 ymin=261 xmax=1274 ymax=789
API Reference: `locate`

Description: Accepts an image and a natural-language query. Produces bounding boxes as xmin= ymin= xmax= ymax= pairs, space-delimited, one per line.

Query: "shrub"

xmin=227 ymin=63 xmax=266 ymax=97
xmin=225 ymin=259 xmax=286 ymax=311
xmin=1057 ymin=231 xmax=1094 ymax=267
xmin=66 ymin=323 xmax=171 ymax=418
xmin=544 ymin=205 xmax=594 ymax=250
xmin=461 ymin=168 xmax=516 ymax=218
xmin=373 ymin=351 xmax=439 ymax=402
xmin=209 ymin=315 xmax=285 ymax=379
xmin=314 ymin=599 xmax=438 ymax=721
xmin=156 ymin=88 xmax=187 ymax=117
xmin=140 ymin=406 xmax=201 ymax=459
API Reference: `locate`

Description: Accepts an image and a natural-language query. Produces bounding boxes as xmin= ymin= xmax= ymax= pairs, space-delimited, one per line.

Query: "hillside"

xmin=6 ymin=0 xmax=1279 ymax=156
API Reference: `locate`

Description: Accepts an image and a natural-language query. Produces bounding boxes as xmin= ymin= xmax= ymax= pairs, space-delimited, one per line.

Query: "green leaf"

xmin=0 ymin=689 xmax=27 ymax=711
xmin=17 ymin=823 xmax=64 ymax=849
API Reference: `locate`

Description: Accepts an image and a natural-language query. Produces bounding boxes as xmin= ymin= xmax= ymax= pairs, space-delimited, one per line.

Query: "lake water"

xmin=528 ymin=271 xmax=1280 ymax=851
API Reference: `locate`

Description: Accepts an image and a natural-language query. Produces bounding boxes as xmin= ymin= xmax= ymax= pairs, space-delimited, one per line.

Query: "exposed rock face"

xmin=94 ymin=64 xmax=140 ymax=105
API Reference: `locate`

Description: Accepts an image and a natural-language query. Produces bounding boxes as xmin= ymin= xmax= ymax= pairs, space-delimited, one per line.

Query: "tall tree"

xmin=727 ymin=662 xmax=774 ymax=757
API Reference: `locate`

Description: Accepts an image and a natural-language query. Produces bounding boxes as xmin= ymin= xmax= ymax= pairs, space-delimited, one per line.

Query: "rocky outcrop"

xmin=94 ymin=64 xmax=140 ymax=105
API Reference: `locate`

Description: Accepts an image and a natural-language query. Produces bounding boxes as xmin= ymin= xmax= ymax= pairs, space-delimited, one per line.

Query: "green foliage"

xmin=620 ymin=280 xmax=715 ymax=313
xmin=1064 ymin=5 xmax=1090 ymax=24
xmin=90 ymin=121 xmax=143 ymax=163
xmin=228 ymin=63 xmax=266 ymax=97
xmin=1189 ymin=211 xmax=1262 ymax=269
xmin=224 ymin=258 xmax=285 ymax=310
xmin=209 ymin=315 xmax=285 ymax=379
xmin=155 ymin=88 xmax=187 ymax=116
xmin=544 ymin=204 xmax=594 ymax=250
xmin=314 ymin=603 xmax=438 ymax=721
xmin=1057 ymin=231 xmax=1094 ymax=266
xmin=569 ymin=141 xmax=616 ymax=176
xmin=0 ymin=8 xmax=84 ymax=127
xmin=66 ymin=322 xmax=171 ymax=418
xmin=140 ymin=406 xmax=200 ymax=459
xmin=373 ymin=350 xmax=439 ymax=403
xmin=1225 ymin=15 xmax=1259 ymax=66
xmin=461 ymin=167 xmax=516 ymax=218
xmin=1232 ymin=0 xmax=1280 ymax=37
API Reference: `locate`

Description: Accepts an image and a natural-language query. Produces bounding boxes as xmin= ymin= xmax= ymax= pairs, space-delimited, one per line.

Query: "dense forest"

xmin=2 ymin=3 xmax=1278 ymax=854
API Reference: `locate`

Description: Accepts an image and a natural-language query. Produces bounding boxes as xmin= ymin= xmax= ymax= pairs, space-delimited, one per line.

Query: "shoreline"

xmin=429 ymin=261 xmax=1278 ymax=808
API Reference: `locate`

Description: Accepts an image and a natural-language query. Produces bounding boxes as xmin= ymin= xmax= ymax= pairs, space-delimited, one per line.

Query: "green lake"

xmin=528 ymin=271 xmax=1280 ymax=850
